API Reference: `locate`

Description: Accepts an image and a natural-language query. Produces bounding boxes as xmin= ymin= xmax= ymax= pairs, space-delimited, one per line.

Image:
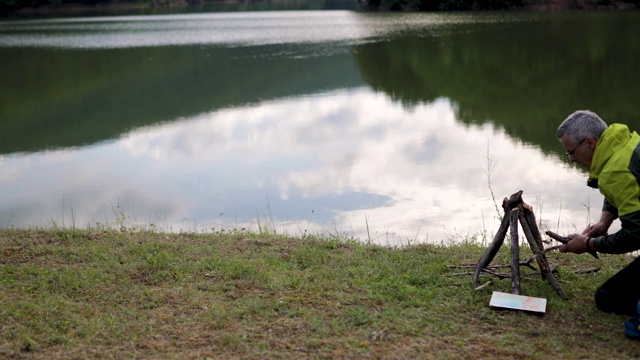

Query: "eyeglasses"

xmin=566 ymin=138 xmax=586 ymax=157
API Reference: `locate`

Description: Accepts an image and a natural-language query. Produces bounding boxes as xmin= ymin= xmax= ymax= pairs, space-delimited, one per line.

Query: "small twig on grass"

xmin=448 ymin=262 xmax=537 ymax=271
xmin=447 ymin=269 xmax=509 ymax=278
xmin=525 ymin=245 xmax=562 ymax=265
xmin=480 ymin=268 xmax=510 ymax=279
xmin=448 ymin=272 xmax=474 ymax=277
xmin=474 ymin=280 xmax=493 ymax=291
xmin=452 ymin=268 xmax=541 ymax=281
xmin=447 ymin=264 xmax=506 ymax=269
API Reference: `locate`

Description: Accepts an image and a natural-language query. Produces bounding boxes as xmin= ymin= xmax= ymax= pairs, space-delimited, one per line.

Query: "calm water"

xmin=2 ymin=9 xmax=640 ymax=245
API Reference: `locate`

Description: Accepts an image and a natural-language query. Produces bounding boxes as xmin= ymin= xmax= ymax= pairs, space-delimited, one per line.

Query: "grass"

xmin=1 ymin=227 xmax=640 ymax=359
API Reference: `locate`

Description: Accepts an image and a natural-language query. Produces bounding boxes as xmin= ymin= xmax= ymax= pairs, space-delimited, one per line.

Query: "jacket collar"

xmin=587 ymin=123 xmax=632 ymax=188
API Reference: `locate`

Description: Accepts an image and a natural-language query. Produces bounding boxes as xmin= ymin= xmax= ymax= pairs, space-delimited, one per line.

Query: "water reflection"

xmin=0 ymin=11 xmax=374 ymax=48
xmin=0 ymin=88 xmax=609 ymax=244
xmin=3 ymin=10 xmax=638 ymax=244
xmin=352 ymin=10 xmax=640 ymax=153
xmin=0 ymin=11 xmax=525 ymax=49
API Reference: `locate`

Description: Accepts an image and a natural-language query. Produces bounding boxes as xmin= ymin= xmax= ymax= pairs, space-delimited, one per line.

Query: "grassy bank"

xmin=1 ymin=228 xmax=639 ymax=359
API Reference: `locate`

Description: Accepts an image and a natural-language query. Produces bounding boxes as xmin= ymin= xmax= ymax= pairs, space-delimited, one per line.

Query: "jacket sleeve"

xmin=602 ymin=198 xmax=619 ymax=217
xmin=593 ymin=209 xmax=640 ymax=254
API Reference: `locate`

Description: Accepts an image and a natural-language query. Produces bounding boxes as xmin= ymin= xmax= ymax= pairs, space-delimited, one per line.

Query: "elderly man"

xmin=556 ymin=110 xmax=640 ymax=339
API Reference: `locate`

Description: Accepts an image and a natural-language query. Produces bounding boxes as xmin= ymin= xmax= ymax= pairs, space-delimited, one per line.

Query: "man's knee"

xmin=594 ymin=287 xmax=614 ymax=313
xmin=595 ymin=286 xmax=637 ymax=316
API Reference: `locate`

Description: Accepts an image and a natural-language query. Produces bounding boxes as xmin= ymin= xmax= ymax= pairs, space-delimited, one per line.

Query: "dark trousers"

xmin=595 ymin=256 xmax=640 ymax=317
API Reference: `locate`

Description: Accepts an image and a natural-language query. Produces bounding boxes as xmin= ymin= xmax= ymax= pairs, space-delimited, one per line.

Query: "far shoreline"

xmin=5 ymin=0 xmax=638 ymax=19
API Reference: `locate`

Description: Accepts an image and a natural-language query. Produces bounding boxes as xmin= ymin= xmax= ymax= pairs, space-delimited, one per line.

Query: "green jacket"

xmin=588 ymin=123 xmax=640 ymax=254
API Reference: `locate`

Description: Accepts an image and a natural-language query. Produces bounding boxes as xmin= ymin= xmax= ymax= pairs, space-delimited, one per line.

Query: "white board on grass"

xmin=489 ymin=291 xmax=547 ymax=314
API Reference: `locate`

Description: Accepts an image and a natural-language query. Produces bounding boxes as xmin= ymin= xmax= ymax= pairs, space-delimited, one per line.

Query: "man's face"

xmin=561 ymin=135 xmax=594 ymax=169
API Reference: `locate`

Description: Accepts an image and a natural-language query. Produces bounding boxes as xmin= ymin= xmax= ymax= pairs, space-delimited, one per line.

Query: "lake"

xmin=2 ymin=8 xmax=640 ymax=245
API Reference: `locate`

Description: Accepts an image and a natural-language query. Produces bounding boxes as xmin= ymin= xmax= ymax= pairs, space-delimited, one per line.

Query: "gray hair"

xmin=556 ymin=110 xmax=608 ymax=143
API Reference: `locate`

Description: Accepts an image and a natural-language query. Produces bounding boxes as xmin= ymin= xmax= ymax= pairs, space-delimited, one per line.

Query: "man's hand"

xmin=582 ymin=211 xmax=616 ymax=237
xmin=582 ymin=223 xmax=609 ymax=237
xmin=559 ymin=234 xmax=590 ymax=254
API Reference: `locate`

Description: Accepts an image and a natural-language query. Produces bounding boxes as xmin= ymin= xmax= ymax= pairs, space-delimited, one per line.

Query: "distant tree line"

xmin=363 ymin=0 xmax=521 ymax=10
xmin=2 ymin=0 xmax=638 ymax=18
xmin=1 ymin=0 xmax=102 ymax=14
xmin=0 ymin=0 xmax=308 ymax=15
xmin=2 ymin=0 xmax=194 ymax=15
xmin=364 ymin=0 xmax=639 ymax=10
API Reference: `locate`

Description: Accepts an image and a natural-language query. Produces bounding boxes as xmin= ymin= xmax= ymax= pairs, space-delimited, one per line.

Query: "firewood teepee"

xmin=473 ymin=190 xmax=568 ymax=300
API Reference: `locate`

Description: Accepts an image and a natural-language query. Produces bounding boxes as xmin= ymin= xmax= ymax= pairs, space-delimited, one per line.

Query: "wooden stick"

xmin=448 ymin=272 xmax=475 ymax=277
xmin=525 ymin=244 xmax=571 ymax=300
xmin=509 ymin=208 xmax=521 ymax=295
xmin=545 ymin=230 xmax=568 ymax=244
xmin=545 ymin=230 xmax=599 ymax=259
xmin=472 ymin=190 xmax=524 ymax=287
xmin=450 ymin=263 xmax=535 ymax=270
xmin=449 ymin=269 xmax=511 ymax=279
xmin=502 ymin=190 xmax=524 ymax=211
xmin=472 ymin=214 xmax=509 ymax=287
xmin=523 ymin=204 xmax=545 ymax=251
xmin=471 ymin=191 xmax=568 ymax=300
xmin=526 ymin=245 xmax=562 ymax=263
xmin=474 ymin=280 xmax=493 ymax=291
xmin=519 ymin=211 xmax=567 ymax=300
xmin=519 ymin=211 xmax=550 ymax=280
xmin=481 ymin=268 xmax=510 ymax=279
xmin=575 ymin=267 xmax=601 ymax=274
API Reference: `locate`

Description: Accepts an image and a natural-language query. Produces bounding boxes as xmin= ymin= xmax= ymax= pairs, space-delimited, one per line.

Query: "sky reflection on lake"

xmin=0 ymin=88 xmax=610 ymax=245
xmin=3 ymin=10 xmax=635 ymax=245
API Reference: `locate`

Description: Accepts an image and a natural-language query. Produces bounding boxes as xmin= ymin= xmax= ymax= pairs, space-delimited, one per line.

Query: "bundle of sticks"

xmin=472 ymin=191 xmax=570 ymax=299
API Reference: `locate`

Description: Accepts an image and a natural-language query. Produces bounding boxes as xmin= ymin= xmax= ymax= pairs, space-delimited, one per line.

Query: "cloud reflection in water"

xmin=0 ymin=88 xmax=611 ymax=245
